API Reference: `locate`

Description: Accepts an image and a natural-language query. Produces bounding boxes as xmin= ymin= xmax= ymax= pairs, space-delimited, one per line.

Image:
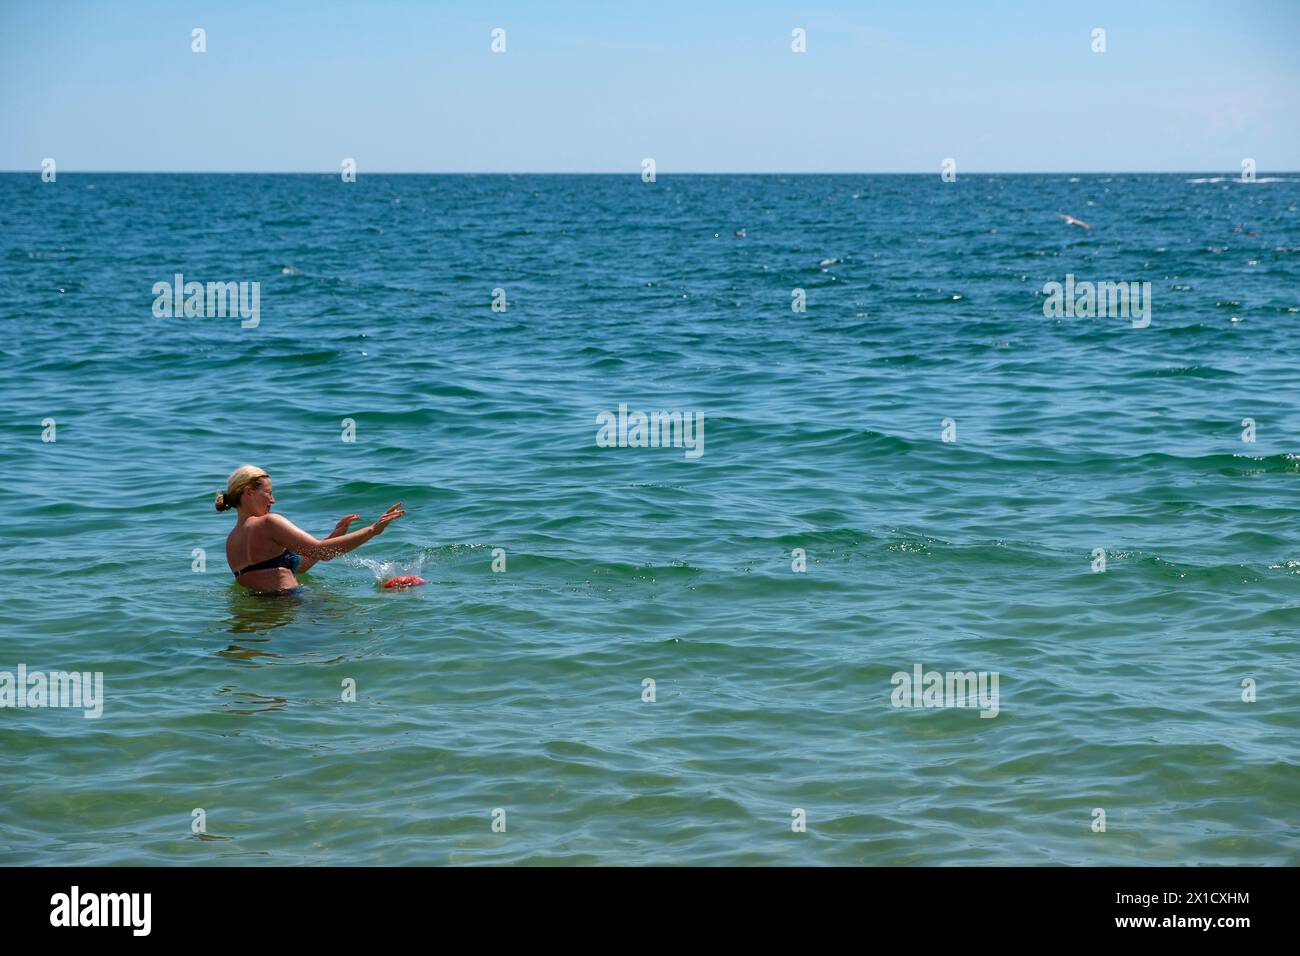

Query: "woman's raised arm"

xmin=265 ymin=504 xmax=404 ymax=562
xmin=297 ymin=513 xmax=361 ymax=573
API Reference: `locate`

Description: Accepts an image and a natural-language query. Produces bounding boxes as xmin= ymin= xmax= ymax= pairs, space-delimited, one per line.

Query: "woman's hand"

xmin=329 ymin=514 xmax=362 ymax=538
xmin=370 ymin=502 xmax=405 ymax=536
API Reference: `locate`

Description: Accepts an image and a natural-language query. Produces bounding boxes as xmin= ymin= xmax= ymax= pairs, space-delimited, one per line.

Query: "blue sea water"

xmin=0 ymin=172 xmax=1297 ymax=865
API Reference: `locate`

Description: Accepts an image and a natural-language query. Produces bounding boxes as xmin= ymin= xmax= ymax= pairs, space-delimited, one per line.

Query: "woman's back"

xmin=226 ymin=515 xmax=278 ymax=569
xmin=226 ymin=515 xmax=298 ymax=590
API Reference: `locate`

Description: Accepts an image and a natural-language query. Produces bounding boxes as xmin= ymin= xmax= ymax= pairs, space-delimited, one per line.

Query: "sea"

xmin=1 ymin=172 xmax=1297 ymax=864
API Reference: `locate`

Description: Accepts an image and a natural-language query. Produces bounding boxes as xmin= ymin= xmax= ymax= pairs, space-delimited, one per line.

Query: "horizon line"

xmin=4 ymin=169 xmax=1291 ymax=176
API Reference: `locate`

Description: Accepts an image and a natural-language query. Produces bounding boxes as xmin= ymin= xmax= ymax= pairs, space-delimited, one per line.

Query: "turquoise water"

xmin=1 ymin=173 xmax=1298 ymax=865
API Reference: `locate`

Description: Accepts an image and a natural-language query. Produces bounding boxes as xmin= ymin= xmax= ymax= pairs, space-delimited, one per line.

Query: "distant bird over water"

xmin=1057 ymin=211 xmax=1092 ymax=230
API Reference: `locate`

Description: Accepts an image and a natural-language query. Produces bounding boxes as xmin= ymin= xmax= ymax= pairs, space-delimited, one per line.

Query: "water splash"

xmin=347 ymin=553 xmax=427 ymax=584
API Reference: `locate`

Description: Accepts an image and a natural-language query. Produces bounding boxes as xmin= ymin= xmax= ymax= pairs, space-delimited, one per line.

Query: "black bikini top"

xmin=233 ymin=549 xmax=302 ymax=578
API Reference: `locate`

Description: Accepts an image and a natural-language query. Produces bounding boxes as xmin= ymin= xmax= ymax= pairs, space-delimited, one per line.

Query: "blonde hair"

xmin=214 ymin=465 xmax=269 ymax=512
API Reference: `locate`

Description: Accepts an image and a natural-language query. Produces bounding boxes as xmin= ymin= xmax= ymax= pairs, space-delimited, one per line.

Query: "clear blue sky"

xmin=2 ymin=0 xmax=1297 ymax=172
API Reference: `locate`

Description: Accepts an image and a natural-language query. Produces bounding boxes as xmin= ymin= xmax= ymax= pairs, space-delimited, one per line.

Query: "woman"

xmin=215 ymin=465 xmax=405 ymax=592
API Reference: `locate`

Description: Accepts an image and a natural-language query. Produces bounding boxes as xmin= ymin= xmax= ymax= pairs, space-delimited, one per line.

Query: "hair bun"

xmin=214 ymin=491 xmax=229 ymax=512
